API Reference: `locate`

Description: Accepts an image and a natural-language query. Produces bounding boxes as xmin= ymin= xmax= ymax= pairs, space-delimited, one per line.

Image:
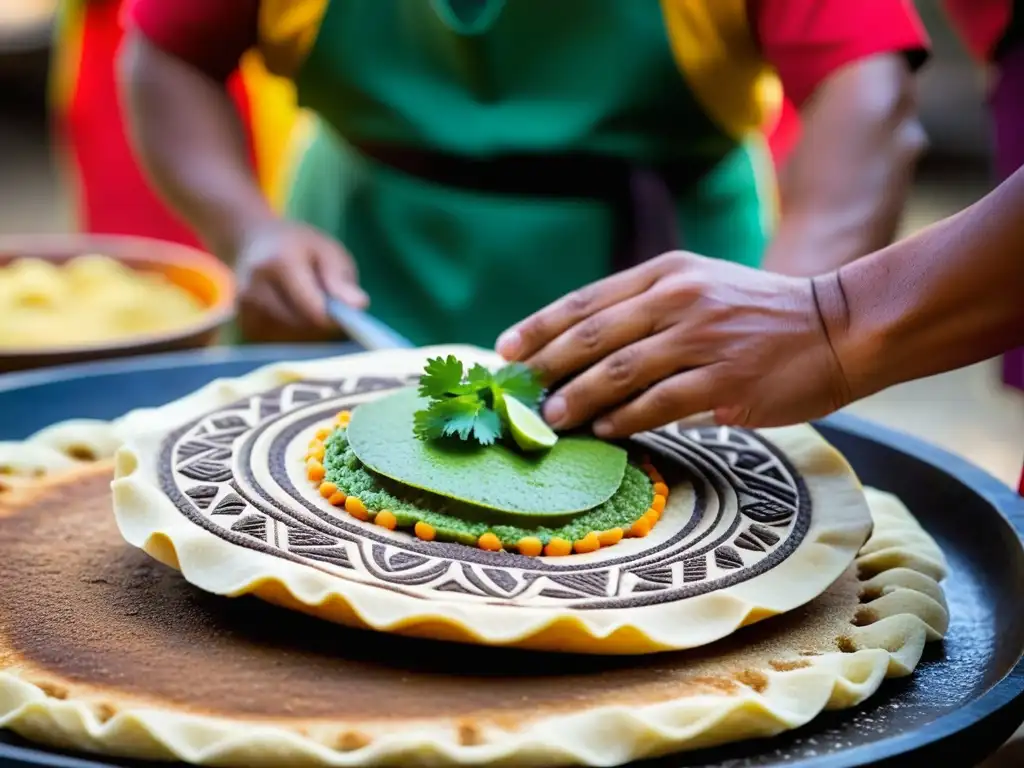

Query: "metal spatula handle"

xmin=325 ymin=298 xmax=415 ymax=350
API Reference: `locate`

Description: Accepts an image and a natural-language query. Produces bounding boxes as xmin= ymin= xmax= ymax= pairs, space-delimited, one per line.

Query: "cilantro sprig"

xmin=413 ymin=356 xmax=545 ymax=446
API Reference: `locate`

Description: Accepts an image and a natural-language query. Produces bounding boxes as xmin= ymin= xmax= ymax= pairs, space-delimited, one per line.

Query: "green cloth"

xmin=282 ymin=0 xmax=773 ymax=348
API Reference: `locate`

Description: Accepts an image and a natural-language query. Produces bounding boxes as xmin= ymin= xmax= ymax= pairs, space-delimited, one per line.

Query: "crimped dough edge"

xmin=0 ymin=455 xmax=949 ymax=767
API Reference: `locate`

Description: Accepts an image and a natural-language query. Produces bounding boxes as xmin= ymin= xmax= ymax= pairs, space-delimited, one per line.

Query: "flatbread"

xmin=0 ymin=460 xmax=948 ymax=767
xmin=105 ymin=345 xmax=874 ymax=653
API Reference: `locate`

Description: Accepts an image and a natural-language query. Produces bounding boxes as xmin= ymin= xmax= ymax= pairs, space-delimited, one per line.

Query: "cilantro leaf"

xmin=469 ymin=406 xmax=502 ymax=445
xmin=465 ymin=363 xmax=494 ymax=392
xmin=414 ymin=396 xmax=503 ymax=445
xmin=418 ymin=355 xmax=465 ymax=399
xmin=493 ymin=363 xmax=545 ymax=409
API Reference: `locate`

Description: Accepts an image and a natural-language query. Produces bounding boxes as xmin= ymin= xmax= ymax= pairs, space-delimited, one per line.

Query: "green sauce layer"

xmin=323 ymin=428 xmax=653 ymax=547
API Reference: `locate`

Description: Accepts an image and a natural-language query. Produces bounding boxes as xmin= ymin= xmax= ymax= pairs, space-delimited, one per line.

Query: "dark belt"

xmin=353 ymin=142 xmax=720 ymax=272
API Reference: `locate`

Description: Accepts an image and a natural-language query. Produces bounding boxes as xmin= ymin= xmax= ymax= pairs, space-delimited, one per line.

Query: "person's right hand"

xmin=234 ymin=219 xmax=369 ymax=343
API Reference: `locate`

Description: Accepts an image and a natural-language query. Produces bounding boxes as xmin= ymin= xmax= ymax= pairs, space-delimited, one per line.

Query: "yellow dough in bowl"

xmin=0 ymin=255 xmax=205 ymax=350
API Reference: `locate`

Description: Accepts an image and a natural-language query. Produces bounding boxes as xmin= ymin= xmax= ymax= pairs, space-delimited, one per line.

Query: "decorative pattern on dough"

xmin=154 ymin=377 xmax=811 ymax=606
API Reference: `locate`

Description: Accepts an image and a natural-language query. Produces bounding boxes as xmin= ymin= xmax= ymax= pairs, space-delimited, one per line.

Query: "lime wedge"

xmin=504 ymin=395 xmax=558 ymax=452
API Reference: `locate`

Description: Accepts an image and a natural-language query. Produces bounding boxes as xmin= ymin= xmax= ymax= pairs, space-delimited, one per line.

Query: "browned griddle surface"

xmin=0 ymin=464 xmax=860 ymax=726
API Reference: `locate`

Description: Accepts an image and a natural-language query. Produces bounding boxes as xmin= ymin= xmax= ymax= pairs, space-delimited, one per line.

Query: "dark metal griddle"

xmin=1 ymin=345 xmax=1022 ymax=768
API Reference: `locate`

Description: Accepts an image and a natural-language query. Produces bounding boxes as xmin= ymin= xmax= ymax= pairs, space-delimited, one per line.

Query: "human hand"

xmin=234 ymin=219 xmax=368 ymax=343
xmin=495 ymin=252 xmax=854 ymax=435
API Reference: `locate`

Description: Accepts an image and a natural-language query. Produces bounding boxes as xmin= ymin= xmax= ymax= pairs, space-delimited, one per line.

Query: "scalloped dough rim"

xmin=104 ymin=345 xmax=874 ymax=654
xmin=0 ymin=477 xmax=949 ymax=767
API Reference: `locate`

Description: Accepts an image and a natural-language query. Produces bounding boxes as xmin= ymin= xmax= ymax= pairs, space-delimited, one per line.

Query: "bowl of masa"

xmin=0 ymin=234 xmax=235 ymax=374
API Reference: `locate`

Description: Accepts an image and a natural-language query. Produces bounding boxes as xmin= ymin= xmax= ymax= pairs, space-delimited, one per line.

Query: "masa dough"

xmin=105 ymin=345 xmax=874 ymax=653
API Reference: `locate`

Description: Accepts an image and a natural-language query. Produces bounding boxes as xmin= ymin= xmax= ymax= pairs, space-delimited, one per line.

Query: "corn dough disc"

xmin=106 ymin=345 xmax=875 ymax=654
xmin=0 ymin=461 xmax=948 ymax=767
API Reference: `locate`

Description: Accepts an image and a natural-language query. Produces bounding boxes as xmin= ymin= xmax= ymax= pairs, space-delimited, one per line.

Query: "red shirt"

xmin=126 ymin=0 xmax=929 ymax=109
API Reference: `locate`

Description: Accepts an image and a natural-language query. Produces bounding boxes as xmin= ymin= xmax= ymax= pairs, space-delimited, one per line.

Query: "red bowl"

xmin=0 ymin=234 xmax=236 ymax=374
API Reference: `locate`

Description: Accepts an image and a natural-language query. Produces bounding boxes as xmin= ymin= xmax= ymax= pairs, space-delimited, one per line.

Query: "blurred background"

xmin=0 ymin=0 xmax=1020 ymax=487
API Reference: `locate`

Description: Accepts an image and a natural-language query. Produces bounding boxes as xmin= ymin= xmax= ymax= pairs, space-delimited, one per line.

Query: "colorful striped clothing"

xmin=52 ymin=0 xmax=302 ymax=243
xmin=124 ymin=0 xmax=928 ymax=347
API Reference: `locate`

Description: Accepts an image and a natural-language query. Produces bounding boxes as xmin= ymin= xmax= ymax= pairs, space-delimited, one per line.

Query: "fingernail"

xmin=594 ymin=419 xmax=613 ymax=437
xmin=543 ymin=396 xmax=567 ymax=427
xmin=496 ymin=329 xmax=522 ymax=360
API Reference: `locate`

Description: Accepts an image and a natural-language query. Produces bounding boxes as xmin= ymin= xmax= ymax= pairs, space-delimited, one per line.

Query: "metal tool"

xmin=326 ymin=298 xmax=415 ymax=350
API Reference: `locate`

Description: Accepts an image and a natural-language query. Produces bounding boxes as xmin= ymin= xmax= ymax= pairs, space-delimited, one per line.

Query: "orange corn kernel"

xmin=573 ymin=532 xmax=601 ymax=554
xmin=306 ymin=460 xmax=326 ymax=483
xmin=336 ymin=410 xmax=352 ymax=426
xmin=544 ymin=538 xmax=572 ymax=557
xmin=478 ymin=532 xmax=502 ymax=552
xmin=307 ymin=444 xmax=326 ymax=462
xmin=653 ymin=482 xmax=669 ymax=498
xmin=629 ymin=516 xmax=652 ymax=538
xmin=651 ymin=494 xmax=666 ymax=513
xmin=414 ymin=521 xmax=436 ymax=541
xmin=319 ymin=482 xmax=338 ymax=499
xmin=597 ymin=528 xmax=624 ymax=547
xmin=315 ymin=428 xmax=333 ymax=441
xmin=375 ymin=510 xmax=398 ymax=530
xmin=345 ymin=496 xmax=369 ymax=520
xmin=327 ymin=491 xmax=347 ymax=507
xmin=517 ymin=537 xmax=543 ymax=557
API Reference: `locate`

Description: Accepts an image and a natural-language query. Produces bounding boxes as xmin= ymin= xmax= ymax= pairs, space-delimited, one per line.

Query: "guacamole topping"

xmin=305 ymin=411 xmax=666 ymax=556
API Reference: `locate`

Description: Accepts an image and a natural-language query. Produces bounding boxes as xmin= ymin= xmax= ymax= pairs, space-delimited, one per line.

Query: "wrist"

xmin=206 ymin=204 xmax=279 ymax=265
xmin=810 ymin=270 xmax=883 ymax=402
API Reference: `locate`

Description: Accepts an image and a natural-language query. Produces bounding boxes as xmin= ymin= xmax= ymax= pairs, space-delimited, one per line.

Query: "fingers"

xmin=591 ymin=366 xmax=722 ymax=438
xmin=270 ymin=250 xmax=333 ymax=329
xmin=524 ymin=293 xmax=656 ymax=387
xmin=541 ymin=328 xmax=688 ymax=429
xmin=314 ymin=242 xmax=369 ymax=310
xmin=496 ymin=258 xmax=667 ymax=362
xmin=237 ymin=283 xmax=302 ymax=342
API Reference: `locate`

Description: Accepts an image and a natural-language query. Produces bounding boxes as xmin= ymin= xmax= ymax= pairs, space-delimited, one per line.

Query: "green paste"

xmin=323 ymin=428 xmax=653 ymax=547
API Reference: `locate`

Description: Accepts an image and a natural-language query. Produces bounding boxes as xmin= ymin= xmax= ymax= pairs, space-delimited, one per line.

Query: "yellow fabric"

xmin=237 ymin=50 xmax=305 ymax=210
xmin=50 ymin=0 xmax=85 ymax=113
xmin=257 ymin=0 xmax=329 ymax=79
xmin=660 ymin=0 xmax=783 ymax=139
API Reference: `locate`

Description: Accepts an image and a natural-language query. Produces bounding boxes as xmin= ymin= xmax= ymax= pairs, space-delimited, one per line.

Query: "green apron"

xmin=282 ymin=0 xmax=773 ymax=347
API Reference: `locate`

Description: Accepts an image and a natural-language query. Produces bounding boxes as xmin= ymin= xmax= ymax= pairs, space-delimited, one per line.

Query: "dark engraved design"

xmin=179 ymin=459 xmax=234 ymax=484
xmin=715 ymin=546 xmax=744 ymax=570
xmin=749 ymin=524 xmax=781 ymax=546
xmin=556 ymin=572 xmax=609 ymax=597
xmin=160 ymin=378 xmax=813 ymax=608
xmin=205 ymin=431 xmax=247 ymax=447
xmin=682 ymin=556 xmax=708 ymax=583
xmin=634 ymin=566 xmax=673 ymax=585
xmin=185 ymin=485 xmax=218 ymax=510
xmin=177 ymin=440 xmax=214 ymax=460
xmin=287 ymin=529 xmax=336 ymax=547
xmin=210 ymin=493 xmax=247 ymax=517
xmin=231 ymin=514 xmax=267 ymax=541
xmin=484 ymin=569 xmax=518 ymax=594
xmin=633 ymin=581 xmax=666 ymax=593
xmin=739 ymin=499 xmax=794 ymax=526
xmin=295 ymin=547 xmax=353 ymax=569
xmin=735 ymin=531 xmax=767 ymax=552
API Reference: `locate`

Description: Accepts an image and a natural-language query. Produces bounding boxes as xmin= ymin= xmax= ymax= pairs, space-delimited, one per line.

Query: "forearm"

xmin=817 ymin=167 xmax=1024 ymax=399
xmin=118 ymin=32 xmax=275 ymax=261
xmin=763 ymin=55 xmax=926 ymax=277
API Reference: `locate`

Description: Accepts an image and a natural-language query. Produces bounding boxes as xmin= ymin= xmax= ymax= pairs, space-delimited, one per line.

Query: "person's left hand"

xmin=495 ymin=252 xmax=854 ymax=436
